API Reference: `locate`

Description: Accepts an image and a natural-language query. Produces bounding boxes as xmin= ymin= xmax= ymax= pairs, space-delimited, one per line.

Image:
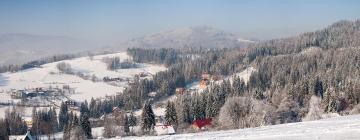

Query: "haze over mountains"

xmin=0 ymin=26 xmax=254 ymax=65
xmin=123 ymin=26 xmax=254 ymax=49
xmin=0 ymin=33 xmax=99 ymax=65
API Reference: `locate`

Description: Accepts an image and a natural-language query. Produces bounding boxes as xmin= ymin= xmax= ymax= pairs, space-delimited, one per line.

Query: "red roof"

xmin=192 ymin=118 xmax=212 ymax=129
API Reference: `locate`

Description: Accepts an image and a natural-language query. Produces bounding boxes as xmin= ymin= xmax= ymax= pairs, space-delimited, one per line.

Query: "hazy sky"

xmin=1 ymin=0 xmax=360 ymax=45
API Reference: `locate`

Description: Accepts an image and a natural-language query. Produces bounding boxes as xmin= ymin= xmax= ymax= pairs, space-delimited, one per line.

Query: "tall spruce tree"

xmin=80 ymin=113 xmax=92 ymax=139
xmin=129 ymin=111 xmax=137 ymax=133
xmin=141 ymin=102 xmax=155 ymax=132
xmin=165 ymin=101 xmax=178 ymax=128
xmin=123 ymin=114 xmax=130 ymax=135
xmin=59 ymin=102 xmax=69 ymax=131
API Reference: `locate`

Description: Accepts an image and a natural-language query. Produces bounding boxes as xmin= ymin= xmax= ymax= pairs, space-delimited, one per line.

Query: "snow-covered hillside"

xmin=119 ymin=114 xmax=360 ymax=140
xmin=0 ymin=52 xmax=166 ymax=102
xmin=136 ymin=67 xmax=256 ymax=119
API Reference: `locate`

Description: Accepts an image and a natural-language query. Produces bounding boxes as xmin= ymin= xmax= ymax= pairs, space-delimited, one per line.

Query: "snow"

xmin=232 ymin=67 xmax=256 ymax=83
xmin=237 ymin=38 xmax=255 ymax=43
xmin=154 ymin=125 xmax=176 ymax=135
xmin=134 ymin=106 xmax=166 ymax=117
xmin=92 ymin=127 xmax=105 ymax=139
xmin=0 ymin=52 xmax=166 ymax=102
xmin=0 ymin=52 xmax=166 ymax=119
xmin=118 ymin=114 xmax=360 ymax=140
xmin=300 ymin=47 xmax=322 ymax=55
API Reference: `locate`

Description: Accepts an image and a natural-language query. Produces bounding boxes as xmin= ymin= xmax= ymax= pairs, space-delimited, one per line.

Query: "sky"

xmin=0 ymin=0 xmax=360 ymax=45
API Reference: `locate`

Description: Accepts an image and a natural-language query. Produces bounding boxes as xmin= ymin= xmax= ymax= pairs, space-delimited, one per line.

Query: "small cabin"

xmin=192 ymin=118 xmax=212 ymax=130
xmin=65 ymin=100 xmax=76 ymax=107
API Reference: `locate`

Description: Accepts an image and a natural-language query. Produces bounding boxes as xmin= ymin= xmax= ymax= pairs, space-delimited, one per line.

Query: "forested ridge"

xmin=123 ymin=20 xmax=360 ymax=131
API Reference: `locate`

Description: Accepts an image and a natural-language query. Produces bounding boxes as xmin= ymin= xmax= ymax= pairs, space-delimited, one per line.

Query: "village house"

xmin=154 ymin=116 xmax=176 ymax=135
xmin=199 ymin=72 xmax=211 ymax=90
xmin=10 ymin=87 xmax=57 ymax=99
xmin=175 ymin=87 xmax=185 ymax=95
xmin=65 ymin=100 xmax=78 ymax=109
xmin=192 ymin=118 xmax=212 ymax=130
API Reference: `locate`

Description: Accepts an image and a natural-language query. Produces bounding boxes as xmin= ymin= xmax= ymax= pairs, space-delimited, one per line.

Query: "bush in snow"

xmin=276 ymin=96 xmax=301 ymax=124
xmin=350 ymin=104 xmax=360 ymax=115
xmin=69 ymin=125 xmax=86 ymax=140
xmin=303 ymin=96 xmax=323 ymax=121
xmin=219 ymin=96 xmax=276 ymax=129
xmin=56 ymin=62 xmax=73 ymax=74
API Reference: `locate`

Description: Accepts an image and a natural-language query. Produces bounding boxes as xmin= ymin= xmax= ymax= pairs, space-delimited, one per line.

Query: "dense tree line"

xmin=0 ymin=54 xmax=78 ymax=73
xmin=0 ymin=108 xmax=28 ymax=140
xmin=62 ymin=109 xmax=92 ymax=139
xmin=246 ymin=20 xmax=360 ymax=62
xmin=31 ymin=108 xmax=59 ymax=138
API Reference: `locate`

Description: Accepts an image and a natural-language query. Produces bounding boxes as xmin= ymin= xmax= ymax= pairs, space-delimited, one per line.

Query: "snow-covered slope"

xmin=120 ymin=114 xmax=360 ymax=140
xmin=0 ymin=52 xmax=166 ymax=102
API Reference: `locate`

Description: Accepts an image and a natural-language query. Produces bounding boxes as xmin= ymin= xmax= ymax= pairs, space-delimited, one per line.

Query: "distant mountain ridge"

xmin=122 ymin=26 xmax=254 ymax=49
xmin=0 ymin=33 xmax=98 ymax=65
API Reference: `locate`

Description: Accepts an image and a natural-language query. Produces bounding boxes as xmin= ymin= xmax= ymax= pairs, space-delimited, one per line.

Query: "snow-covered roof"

xmin=9 ymin=131 xmax=34 ymax=140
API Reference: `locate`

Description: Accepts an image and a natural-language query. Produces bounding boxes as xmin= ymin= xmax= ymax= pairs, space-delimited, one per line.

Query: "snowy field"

xmin=0 ymin=52 xmax=166 ymax=102
xmin=119 ymin=114 xmax=360 ymax=140
xmin=0 ymin=52 xmax=166 ymax=118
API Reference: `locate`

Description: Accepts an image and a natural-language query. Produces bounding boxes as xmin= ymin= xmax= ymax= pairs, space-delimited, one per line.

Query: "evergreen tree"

xmin=80 ymin=113 xmax=92 ymax=139
xmin=123 ymin=114 xmax=130 ymax=135
xmin=141 ymin=102 xmax=155 ymax=133
xmin=165 ymin=101 xmax=178 ymax=128
xmin=160 ymin=80 xmax=171 ymax=96
xmin=59 ymin=102 xmax=69 ymax=131
xmin=6 ymin=109 xmax=27 ymax=135
xmin=49 ymin=108 xmax=59 ymax=132
xmin=182 ymin=95 xmax=192 ymax=124
xmin=128 ymin=111 xmax=137 ymax=133
xmin=80 ymin=101 xmax=90 ymax=115
xmin=0 ymin=119 xmax=9 ymax=140
xmin=205 ymin=94 xmax=216 ymax=118
xmin=89 ymin=98 xmax=97 ymax=118
xmin=314 ymin=77 xmax=324 ymax=98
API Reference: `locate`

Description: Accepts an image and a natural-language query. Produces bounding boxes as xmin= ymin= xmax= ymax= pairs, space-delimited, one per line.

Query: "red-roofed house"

xmin=192 ymin=118 xmax=212 ymax=130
